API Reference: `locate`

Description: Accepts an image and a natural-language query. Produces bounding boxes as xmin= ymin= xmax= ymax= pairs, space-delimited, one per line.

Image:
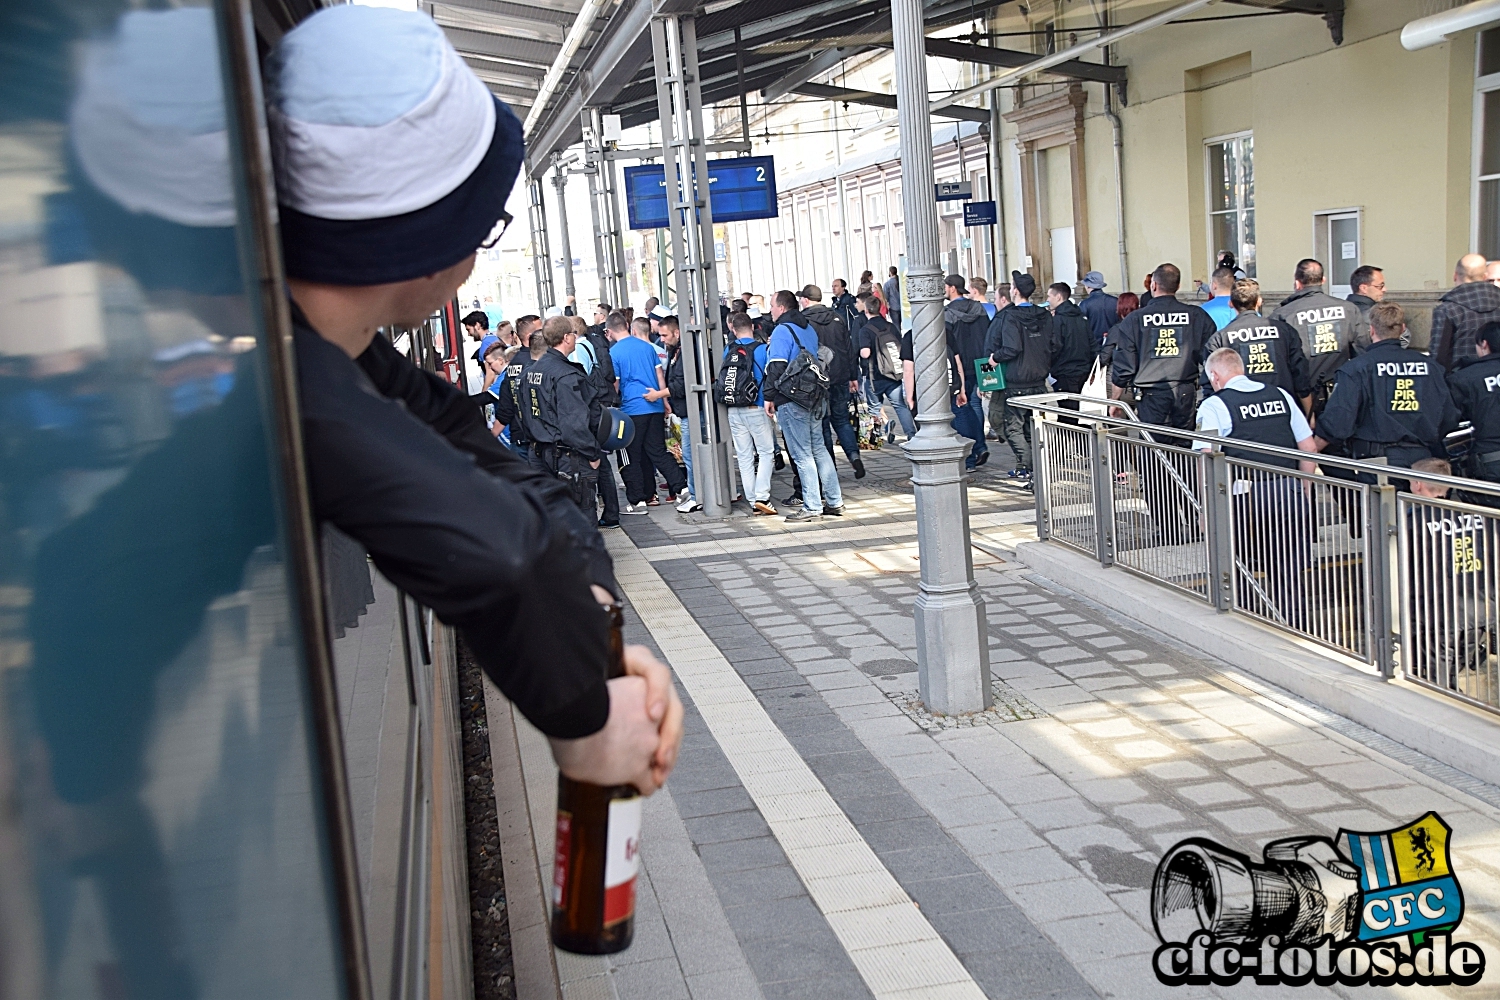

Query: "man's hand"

xmin=624 ymin=644 xmax=682 ymax=788
xmin=955 ymin=390 xmax=968 ymax=408
xmin=550 ymin=676 xmax=663 ymax=792
xmin=765 ymin=400 xmax=776 ymax=416
xmin=849 ymin=380 xmax=859 ymax=393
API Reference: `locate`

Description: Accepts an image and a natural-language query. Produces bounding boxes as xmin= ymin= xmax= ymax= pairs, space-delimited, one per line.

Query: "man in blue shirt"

xmin=1201 ymin=266 xmax=1237 ymax=330
xmin=764 ymin=289 xmax=843 ymax=521
xmin=1078 ymin=271 xmax=1118 ymax=340
xmin=610 ymin=316 xmax=687 ymax=512
xmin=722 ymin=312 xmax=777 ymax=513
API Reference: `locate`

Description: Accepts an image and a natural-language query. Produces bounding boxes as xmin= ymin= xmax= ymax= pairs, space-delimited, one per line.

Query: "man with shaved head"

xmin=1430 ymin=252 xmax=1500 ymax=371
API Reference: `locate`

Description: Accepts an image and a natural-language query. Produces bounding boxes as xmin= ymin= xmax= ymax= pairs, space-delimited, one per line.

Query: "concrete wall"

xmin=989 ymin=0 xmax=1483 ymax=299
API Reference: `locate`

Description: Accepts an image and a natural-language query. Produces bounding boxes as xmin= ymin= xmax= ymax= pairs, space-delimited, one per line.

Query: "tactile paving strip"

xmin=609 ymin=536 xmax=988 ymax=1000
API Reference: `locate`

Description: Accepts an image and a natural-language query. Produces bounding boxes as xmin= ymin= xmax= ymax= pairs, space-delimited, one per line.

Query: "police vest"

xmin=1447 ymin=356 xmax=1500 ymax=456
xmin=1271 ymin=290 xmax=1367 ymax=390
xmin=1128 ymin=298 xmax=1216 ymax=388
xmin=1210 ymin=316 xmax=1297 ymax=397
xmin=1218 ymin=382 xmax=1300 ymax=470
xmin=1322 ymin=343 xmax=1456 ymax=454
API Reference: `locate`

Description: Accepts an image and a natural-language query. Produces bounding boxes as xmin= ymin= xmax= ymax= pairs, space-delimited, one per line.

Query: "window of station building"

xmin=1474 ymin=30 xmax=1500 ymax=257
xmin=1205 ymin=131 xmax=1256 ymax=278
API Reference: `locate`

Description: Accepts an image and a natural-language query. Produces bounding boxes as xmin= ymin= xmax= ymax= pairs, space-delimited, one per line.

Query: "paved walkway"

xmin=535 ymin=441 xmax=1500 ymax=999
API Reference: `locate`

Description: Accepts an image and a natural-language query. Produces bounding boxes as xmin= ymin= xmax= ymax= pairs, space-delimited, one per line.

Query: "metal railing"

xmin=1012 ymin=393 xmax=1500 ymax=716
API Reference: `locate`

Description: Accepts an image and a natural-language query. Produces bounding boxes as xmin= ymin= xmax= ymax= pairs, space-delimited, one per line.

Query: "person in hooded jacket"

xmin=944 ymin=275 xmax=992 ymax=469
xmin=1430 ymin=253 xmax=1500 ymax=371
xmin=830 ymin=278 xmax=858 ymax=329
xmin=1447 ymin=320 xmax=1500 ymax=499
xmin=1201 ymin=278 xmax=1310 ymax=402
xmin=987 ymin=272 xmax=1052 ymax=475
xmin=800 ymin=284 xmax=865 ymax=478
xmin=1046 ymin=282 xmax=1095 ymax=416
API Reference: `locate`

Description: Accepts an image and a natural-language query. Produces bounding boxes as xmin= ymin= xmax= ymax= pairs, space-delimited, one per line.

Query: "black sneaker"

xmin=853 ymin=458 xmax=866 ymax=479
xmin=598 ymin=519 xmax=621 ymax=529
xmin=782 ymin=492 xmax=802 ymax=506
xmin=822 ymin=504 xmax=845 ymax=516
xmin=975 ymin=451 xmax=990 ymax=467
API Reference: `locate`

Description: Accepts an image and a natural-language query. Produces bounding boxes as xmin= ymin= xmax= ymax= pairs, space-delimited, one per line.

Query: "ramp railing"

xmin=1012 ymin=393 xmax=1500 ymax=716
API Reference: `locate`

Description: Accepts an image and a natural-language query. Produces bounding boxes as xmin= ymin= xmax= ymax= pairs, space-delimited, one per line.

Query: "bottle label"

xmin=553 ymin=811 xmax=571 ymax=907
xmin=603 ymin=796 xmax=642 ymax=926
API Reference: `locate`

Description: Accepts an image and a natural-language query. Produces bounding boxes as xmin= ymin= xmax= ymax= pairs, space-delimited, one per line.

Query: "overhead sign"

xmin=624 ymin=156 xmax=779 ymax=230
xmin=935 ymin=181 xmax=973 ymax=202
xmin=964 ymin=201 xmax=997 ymax=227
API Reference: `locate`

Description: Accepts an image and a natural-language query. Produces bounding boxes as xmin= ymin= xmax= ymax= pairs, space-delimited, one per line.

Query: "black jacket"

xmin=988 ymin=303 xmax=1052 ymax=387
xmin=944 ymin=297 xmax=991 ymax=390
xmin=525 ymin=348 xmax=602 ymax=461
xmin=1317 ymin=339 xmax=1459 ymax=457
xmin=804 ymin=303 xmax=856 ymax=384
xmin=494 ymin=349 xmax=536 ymax=443
xmin=1108 ymin=294 xmax=1216 ymax=391
xmin=1201 ymin=311 xmax=1311 ymax=399
xmin=1049 ymin=299 xmax=1095 ymax=380
xmin=1430 ymin=280 xmax=1500 ymax=371
xmin=665 ymin=343 xmax=687 ymax=418
xmin=1347 ymin=292 xmax=1378 ymax=315
xmin=830 ymin=290 xmax=858 ymax=330
xmin=1269 ymin=286 xmax=1370 ymax=392
xmin=1448 ymin=353 xmax=1500 ymax=458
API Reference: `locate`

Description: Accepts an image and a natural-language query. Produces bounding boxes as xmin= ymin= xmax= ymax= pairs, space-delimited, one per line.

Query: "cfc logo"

xmin=1151 ymin=814 xmax=1484 ymax=988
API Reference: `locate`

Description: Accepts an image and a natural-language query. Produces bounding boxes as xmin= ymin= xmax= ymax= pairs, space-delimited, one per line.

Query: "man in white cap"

xmin=265 ymin=6 xmax=679 ymax=792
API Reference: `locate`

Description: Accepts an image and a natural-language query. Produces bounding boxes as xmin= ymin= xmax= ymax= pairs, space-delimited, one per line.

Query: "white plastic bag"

xmin=1080 ymin=358 xmax=1108 ymax=416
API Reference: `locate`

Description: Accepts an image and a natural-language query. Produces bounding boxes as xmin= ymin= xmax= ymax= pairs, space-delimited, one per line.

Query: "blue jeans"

xmin=679 ymin=415 xmax=694 ymax=500
xmin=821 ymin=380 xmax=861 ymax=463
xmin=952 ymin=390 xmax=988 ymax=467
xmin=778 ymin=399 xmax=842 ymax=512
xmin=878 ymin=382 xmax=916 ymax=440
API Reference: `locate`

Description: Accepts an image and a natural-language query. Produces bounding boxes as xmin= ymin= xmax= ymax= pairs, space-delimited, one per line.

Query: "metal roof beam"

xmin=921 ymin=37 xmax=1124 ymax=84
xmin=761 ymin=45 xmax=874 ymax=100
xmin=792 ymin=81 xmax=988 ymax=121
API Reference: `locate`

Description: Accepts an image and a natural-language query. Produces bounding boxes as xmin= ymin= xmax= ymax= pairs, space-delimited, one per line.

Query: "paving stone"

xmin=1070 ymin=777 xmax=1150 ymax=805
xmin=1074 ymin=718 xmax=1147 ymax=739
xmin=1111 ymin=802 xmax=1187 ymax=829
xmin=1143 ymin=761 xmax=1211 ymax=781
xmin=1226 ymin=759 xmax=1310 ymax=786
xmin=1011 ymin=797 xmax=1105 ymax=831
xmin=1174 ymin=781 xmax=1253 ymax=806
xmin=1005 ymin=877 xmax=1118 ymax=921
xmin=1207 ymin=806 xmax=1293 ymax=835
xmin=1312 ymin=760 xmax=1410 ymax=790
xmin=1192 ymin=739 xmax=1265 ymax=761
xmin=1303 ymin=807 xmax=1397 ymax=835
xmin=1260 ymin=782 xmax=1350 ymax=811
xmin=1045 ymin=823 xmax=1143 ymax=857
xmin=1111 ymin=739 xmax=1178 ymax=759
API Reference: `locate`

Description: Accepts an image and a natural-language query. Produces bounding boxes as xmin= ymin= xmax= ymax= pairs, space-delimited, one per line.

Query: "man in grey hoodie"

xmin=944 ymin=275 xmax=992 ymax=469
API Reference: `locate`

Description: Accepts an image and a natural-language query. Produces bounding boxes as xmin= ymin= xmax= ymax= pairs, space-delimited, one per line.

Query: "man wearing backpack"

xmin=857 ymin=292 xmax=915 ymax=440
xmin=944 ymin=275 xmax=992 ymax=470
xmin=718 ymin=312 xmax=777 ymax=514
xmin=765 ymin=289 xmax=842 ymax=521
xmin=986 ymin=272 xmax=1052 ymax=477
xmin=800 ymin=284 xmax=866 ymax=479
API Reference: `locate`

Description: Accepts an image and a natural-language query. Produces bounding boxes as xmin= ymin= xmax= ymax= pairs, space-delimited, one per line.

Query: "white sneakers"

xmin=676 ymin=496 xmax=703 ymax=513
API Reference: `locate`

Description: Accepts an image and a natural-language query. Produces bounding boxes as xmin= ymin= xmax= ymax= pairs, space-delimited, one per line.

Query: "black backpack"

xmin=715 ymin=342 xmax=761 ymax=407
xmin=584 ymin=329 xmax=618 ymax=406
xmin=776 ymin=325 xmax=832 ymax=409
xmin=870 ymin=321 xmax=903 ymax=381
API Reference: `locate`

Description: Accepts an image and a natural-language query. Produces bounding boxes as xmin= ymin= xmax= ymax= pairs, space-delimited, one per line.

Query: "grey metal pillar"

xmin=651 ymin=13 xmax=733 ymax=517
xmin=582 ymin=108 xmax=629 ymax=307
xmin=527 ymin=174 xmax=555 ymax=310
xmin=988 ymin=91 xmax=1008 ymax=283
xmin=892 ymin=0 xmax=991 ymax=714
xmin=551 ymin=156 xmax=576 ymax=308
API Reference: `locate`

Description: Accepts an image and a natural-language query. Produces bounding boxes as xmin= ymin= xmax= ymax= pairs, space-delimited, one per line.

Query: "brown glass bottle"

xmin=551 ymin=603 xmax=641 ymax=954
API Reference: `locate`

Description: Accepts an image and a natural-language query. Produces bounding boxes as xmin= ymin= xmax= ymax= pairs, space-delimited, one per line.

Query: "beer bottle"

xmin=550 ymin=603 xmax=641 ymax=954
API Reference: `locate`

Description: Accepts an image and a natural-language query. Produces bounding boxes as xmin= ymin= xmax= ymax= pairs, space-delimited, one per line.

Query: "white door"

xmin=1049 ymin=226 xmax=1076 ymax=289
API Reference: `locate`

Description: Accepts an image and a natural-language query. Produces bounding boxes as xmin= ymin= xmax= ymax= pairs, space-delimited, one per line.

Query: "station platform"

xmin=485 ymin=442 xmax=1500 ymax=1000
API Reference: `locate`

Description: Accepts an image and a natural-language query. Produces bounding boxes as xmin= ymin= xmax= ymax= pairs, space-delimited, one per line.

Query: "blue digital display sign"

xmin=624 ymin=156 xmax=778 ymax=230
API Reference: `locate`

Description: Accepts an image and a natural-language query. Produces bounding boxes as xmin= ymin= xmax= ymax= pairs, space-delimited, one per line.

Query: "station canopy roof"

xmin=415 ymin=0 xmax=1342 ymax=178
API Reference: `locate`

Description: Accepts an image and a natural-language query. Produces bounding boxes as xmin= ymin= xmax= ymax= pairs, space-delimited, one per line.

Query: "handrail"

xmin=1009 ymin=392 xmax=1500 ymax=500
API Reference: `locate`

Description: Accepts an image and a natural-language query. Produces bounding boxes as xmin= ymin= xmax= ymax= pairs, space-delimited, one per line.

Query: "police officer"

xmin=1315 ymin=301 xmax=1459 ymax=479
xmin=524 ymin=317 xmax=603 ymax=514
xmin=1109 ymin=263 xmax=1217 ymax=432
xmin=1447 ymin=320 xmax=1500 ymax=494
xmin=1268 ymin=258 xmax=1370 ymax=418
xmin=1201 ymin=278 xmax=1310 ymax=401
xmin=495 ymin=315 xmax=543 ymax=460
xmin=1196 ymin=347 xmax=1320 ymax=627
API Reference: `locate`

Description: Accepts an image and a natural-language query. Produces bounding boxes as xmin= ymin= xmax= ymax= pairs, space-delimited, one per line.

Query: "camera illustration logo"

xmin=1150 ymin=812 xmax=1486 ymax=987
